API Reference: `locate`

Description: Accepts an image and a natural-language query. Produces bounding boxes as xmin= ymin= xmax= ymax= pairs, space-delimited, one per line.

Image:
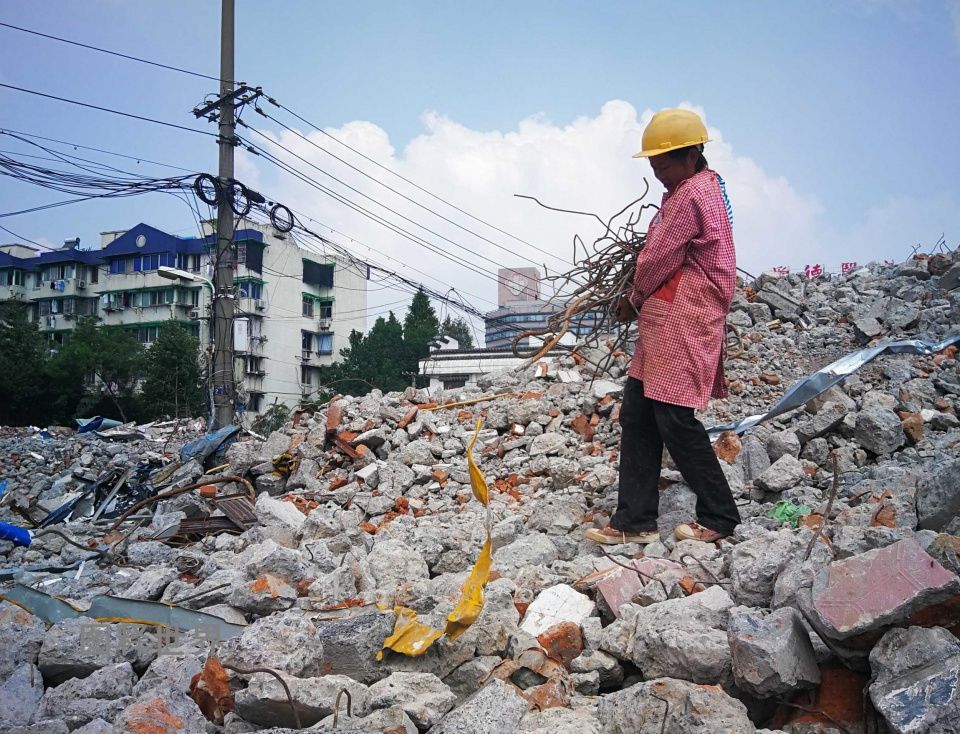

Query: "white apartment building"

xmin=0 ymin=219 xmax=368 ymax=422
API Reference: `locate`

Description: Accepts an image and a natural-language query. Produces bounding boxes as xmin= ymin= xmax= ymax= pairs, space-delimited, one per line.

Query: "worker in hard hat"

xmin=585 ymin=108 xmax=741 ymax=546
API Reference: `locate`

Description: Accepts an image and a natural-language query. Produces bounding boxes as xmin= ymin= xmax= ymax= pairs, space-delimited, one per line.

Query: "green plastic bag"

xmin=768 ymin=499 xmax=811 ymax=527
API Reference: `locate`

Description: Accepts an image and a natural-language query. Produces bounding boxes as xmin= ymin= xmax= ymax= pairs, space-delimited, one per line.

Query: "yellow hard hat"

xmin=633 ymin=108 xmax=710 ymax=158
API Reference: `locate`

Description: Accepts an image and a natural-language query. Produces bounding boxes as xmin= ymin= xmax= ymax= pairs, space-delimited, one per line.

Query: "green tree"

xmin=0 ymin=302 xmax=50 ymax=425
xmin=317 ymin=312 xmax=408 ymax=398
xmin=48 ymin=318 xmax=145 ymax=423
xmin=439 ymin=315 xmax=474 ymax=349
xmin=139 ymin=321 xmax=205 ymax=419
xmin=403 ymin=288 xmax=440 ymax=363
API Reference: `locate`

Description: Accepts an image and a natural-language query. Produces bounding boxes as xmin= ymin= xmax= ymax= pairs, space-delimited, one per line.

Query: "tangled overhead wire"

xmin=0 ymin=151 xmax=196 ymax=201
xmin=510 ymin=182 xmax=656 ymax=373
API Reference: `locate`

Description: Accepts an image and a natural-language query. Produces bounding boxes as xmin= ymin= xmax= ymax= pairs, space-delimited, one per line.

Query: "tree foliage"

xmin=440 ymin=315 xmax=474 ymax=349
xmin=316 ymin=288 xmax=444 ymax=399
xmin=48 ymin=318 xmax=145 ymax=422
xmin=139 ymin=322 xmax=205 ymax=419
xmin=0 ymin=303 xmax=48 ymax=425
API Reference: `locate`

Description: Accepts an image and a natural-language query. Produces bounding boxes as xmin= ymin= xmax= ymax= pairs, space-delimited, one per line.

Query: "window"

xmin=189 ymin=289 xmax=200 ymax=307
xmin=238 ymin=282 xmax=262 ymax=299
xmin=134 ymin=326 xmax=161 ymax=344
xmin=302 ymin=260 xmax=334 ymax=287
xmin=177 ymin=253 xmax=201 ymax=273
xmin=0 ymin=271 xmax=7 ymax=286
xmin=132 ymin=289 xmax=173 ymax=307
xmin=302 ymin=297 xmax=314 ymax=318
xmin=248 ymin=393 xmax=263 ymax=412
xmin=110 ymin=259 xmax=126 ymax=274
xmin=301 ymin=330 xmax=313 ymax=350
xmin=318 ymin=300 xmax=333 ymax=319
xmin=89 ymin=265 xmax=99 ymax=284
xmin=301 ymin=365 xmax=312 ymax=385
xmin=316 ymin=332 xmax=333 ymax=355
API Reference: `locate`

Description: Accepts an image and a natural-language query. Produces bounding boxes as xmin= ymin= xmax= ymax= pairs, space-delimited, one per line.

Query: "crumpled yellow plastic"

xmin=378 ymin=418 xmax=493 ymax=657
xmin=376 ymin=606 xmax=443 ymax=659
xmin=465 ymin=417 xmax=490 ymax=506
xmin=445 ymin=537 xmax=491 ymax=640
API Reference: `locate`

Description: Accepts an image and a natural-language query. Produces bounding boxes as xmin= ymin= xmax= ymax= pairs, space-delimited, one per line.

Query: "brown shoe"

xmin=585 ymin=526 xmax=660 ymax=545
xmin=674 ymin=523 xmax=729 ymax=543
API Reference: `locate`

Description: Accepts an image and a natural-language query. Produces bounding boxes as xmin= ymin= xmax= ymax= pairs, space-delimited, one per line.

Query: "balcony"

xmin=1 ymin=285 xmax=27 ymax=302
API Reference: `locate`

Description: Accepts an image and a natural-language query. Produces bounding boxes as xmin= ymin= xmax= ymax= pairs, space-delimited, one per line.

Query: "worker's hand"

xmin=615 ymin=295 xmax=636 ymax=323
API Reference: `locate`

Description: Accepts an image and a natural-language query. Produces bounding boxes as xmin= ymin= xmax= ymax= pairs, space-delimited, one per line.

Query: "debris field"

xmin=1 ymin=252 xmax=960 ymax=733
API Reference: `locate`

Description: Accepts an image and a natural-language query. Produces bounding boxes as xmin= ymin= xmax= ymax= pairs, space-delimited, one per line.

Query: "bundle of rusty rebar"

xmin=512 ymin=182 xmax=656 ymax=372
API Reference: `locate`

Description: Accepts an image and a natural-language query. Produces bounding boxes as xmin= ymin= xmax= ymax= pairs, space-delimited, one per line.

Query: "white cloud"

xmin=246 ymin=101 xmax=956 ymax=328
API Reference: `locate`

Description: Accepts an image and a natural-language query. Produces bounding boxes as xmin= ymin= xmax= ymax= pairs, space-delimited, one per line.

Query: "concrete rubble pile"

xmin=1 ymin=252 xmax=959 ymax=733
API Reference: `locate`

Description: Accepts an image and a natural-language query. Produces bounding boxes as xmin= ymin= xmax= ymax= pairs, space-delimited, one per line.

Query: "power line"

xmin=0 ymin=82 xmax=216 ymax=138
xmin=235 ymin=131 xmax=510 ymax=289
xmin=257 ymin=106 xmax=567 ymax=268
xmin=273 ymin=100 xmax=544 ymax=252
xmin=239 ymin=124 xmax=517 ymax=279
xmin=0 ymin=21 xmax=232 ymax=85
xmin=0 ymin=128 xmax=198 ymax=173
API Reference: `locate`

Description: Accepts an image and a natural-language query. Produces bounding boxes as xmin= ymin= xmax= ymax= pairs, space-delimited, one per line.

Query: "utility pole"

xmin=212 ymin=0 xmax=236 ymax=429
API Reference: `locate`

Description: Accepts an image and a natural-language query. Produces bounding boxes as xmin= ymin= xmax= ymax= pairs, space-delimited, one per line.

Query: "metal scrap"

xmin=0 ymin=583 xmax=246 ymax=638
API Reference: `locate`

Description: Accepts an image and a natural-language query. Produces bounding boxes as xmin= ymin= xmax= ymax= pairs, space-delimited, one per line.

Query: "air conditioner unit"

xmin=76 ymin=281 xmax=86 ymax=290
xmin=189 ymin=309 xmax=201 ymax=319
xmin=318 ymin=319 xmax=332 ymax=331
xmin=301 ymin=349 xmax=312 ymax=361
xmin=255 ymin=300 xmax=266 ymax=311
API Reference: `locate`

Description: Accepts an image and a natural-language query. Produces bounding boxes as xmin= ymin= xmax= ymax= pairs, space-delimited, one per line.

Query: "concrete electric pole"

xmin=212 ymin=0 xmax=236 ymax=429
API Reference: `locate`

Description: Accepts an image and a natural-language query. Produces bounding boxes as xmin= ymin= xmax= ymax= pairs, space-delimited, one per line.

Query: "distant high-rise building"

xmin=484 ymin=267 xmax=602 ymax=350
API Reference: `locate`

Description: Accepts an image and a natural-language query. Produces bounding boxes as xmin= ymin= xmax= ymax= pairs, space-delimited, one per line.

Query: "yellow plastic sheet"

xmin=379 ymin=418 xmax=493 ymax=657
xmin=445 ymin=537 xmax=491 ymax=640
xmin=465 ymin=417 xmax=489 ymax=506
xmin=376 ymin=607 xmax=443 ymax=659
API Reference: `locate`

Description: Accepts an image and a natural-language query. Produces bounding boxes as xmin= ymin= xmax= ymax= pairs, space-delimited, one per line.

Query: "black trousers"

xmin=610 ymin=377 xmax=741 ymax=535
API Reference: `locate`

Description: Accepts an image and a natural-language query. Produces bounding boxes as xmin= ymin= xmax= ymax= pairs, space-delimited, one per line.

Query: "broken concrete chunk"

xmin=800 ymin=539 xmax=960 ymax=654
xmin=0 ymin=662 xmax=44 ymax=727
xmin=234 ymin=671 xmax=370 ymax=729
xmin=37 ymin=619 xmax=156 ymax=684
xmin=756 ymin=454 xmax=805 ymax=493
xmin=311 ymin=611 xmax=397 ymax=684
xmin=730 ymin=529 xmax=801 ymax=607
xmin=220 ymin=610 xmax=323 ymax=677
xmin=795 ymin=401 xmax=848 ymax=443
xmin=854 ymin=406 xmax=906 ymax=455
xmin=113 ymin=683 xmax=209 ymax=734
xmin=869 ymin=626 xmax=960 ymax=734
xmin=528 ymin=432 xmax=566 ymax=456
xmin=597 ymin=677 xmax=756 ymax=734
xmin=426 ymin=679 xmax=528 ymax=734
xmin=600 ymin=586 xmax=734 ymax=685
xmin=368 ymin=671 xmax=456 ymax=730
xmin=519 ymin=707 xmax=602 ymax=733
xmin=0 ymin=600 xmax=47 ymax=680
xmin=916 ymin=457 xmax=960 ymax=531
xmin=255 ymin=492 xmax=306 ymax=531
xmin=35 ymin=661 xmax=136 ymax=729
xmin=230 ymin=573 xmax=297 ymax=615
xmin=728 ymin=606 xmax=820 ymax=698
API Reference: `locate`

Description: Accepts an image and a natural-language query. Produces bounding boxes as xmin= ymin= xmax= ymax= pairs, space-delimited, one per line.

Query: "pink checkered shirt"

xmin=628 ymin=168 xmax=736 ymax=410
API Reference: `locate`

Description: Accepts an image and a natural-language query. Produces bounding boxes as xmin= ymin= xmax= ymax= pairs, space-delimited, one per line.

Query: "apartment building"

xmin=0 ymin=220 xmax=368 ymax=420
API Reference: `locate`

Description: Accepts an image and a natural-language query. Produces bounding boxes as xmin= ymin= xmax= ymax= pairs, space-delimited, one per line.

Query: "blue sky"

xmin=1 ymin=1 xmax=958 ymax=316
